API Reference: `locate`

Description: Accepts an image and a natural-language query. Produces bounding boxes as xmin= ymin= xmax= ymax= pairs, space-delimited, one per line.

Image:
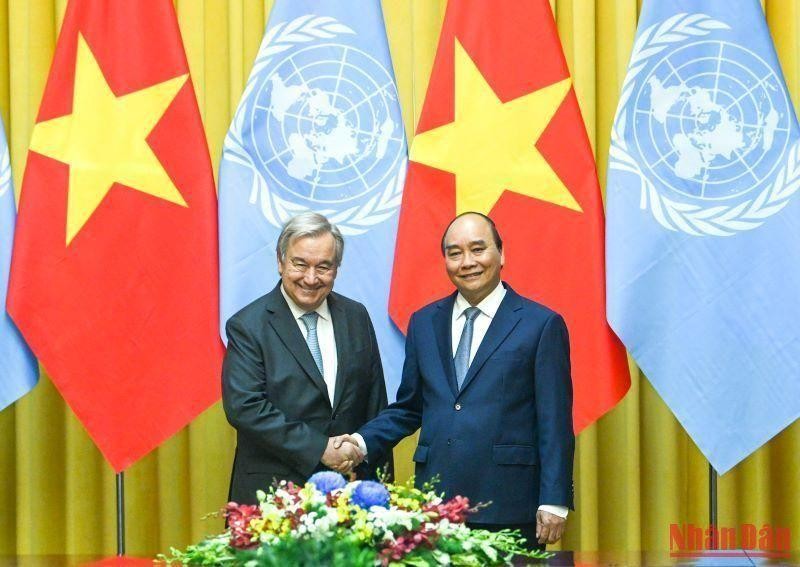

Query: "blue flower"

xmin=351 ymin=480 xmax=390 ymax=509
xmin=308 ymin=471 xmax=347 ymax=495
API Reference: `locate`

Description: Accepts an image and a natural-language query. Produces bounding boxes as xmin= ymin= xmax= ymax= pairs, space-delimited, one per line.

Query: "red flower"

xmin=379 ymin=525 xmax=439 ymax=566
xmin=424 ymin=495 xmax=471 ymax=524
xmin=326 ymin=492 xmax=338 ymax=507
xmin=285 ymin=506 xmax=307 ymax=530
xmin=224 ymin=502 xmax=262 ymax=550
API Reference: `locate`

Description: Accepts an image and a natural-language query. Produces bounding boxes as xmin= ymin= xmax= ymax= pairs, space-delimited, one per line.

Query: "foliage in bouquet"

xmin=160 ymin=472 xmax=552 ymax=566
xmin=235 ymin=536 xmax=377 ymax=567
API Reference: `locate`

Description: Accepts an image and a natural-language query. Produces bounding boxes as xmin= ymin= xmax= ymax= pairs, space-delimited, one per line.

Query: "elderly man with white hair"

xmin=222 ymin=212 xmax=390 ymax=504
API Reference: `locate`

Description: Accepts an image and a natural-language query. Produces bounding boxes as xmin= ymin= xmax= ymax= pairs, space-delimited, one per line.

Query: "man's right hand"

xmin=332 ymin=433 xmax=364 ymax=452
xmin=321 ymin=436 xmax=364 ymax=473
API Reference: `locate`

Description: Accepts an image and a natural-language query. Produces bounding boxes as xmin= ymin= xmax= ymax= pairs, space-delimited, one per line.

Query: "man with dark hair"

xmin=222 ymin=212 xmax=390 ymax=504
xmin=440 ymin=211 xmax=503 ymax=255
xmin=341 ymin=212 xmax=574 ymax=549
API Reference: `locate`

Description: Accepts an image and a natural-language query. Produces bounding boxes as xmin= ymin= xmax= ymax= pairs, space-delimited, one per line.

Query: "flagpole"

xmin=709 ymin=464 xmax=718 ymax=550
xmin=116 ymin=471 xmax=126 ymax=556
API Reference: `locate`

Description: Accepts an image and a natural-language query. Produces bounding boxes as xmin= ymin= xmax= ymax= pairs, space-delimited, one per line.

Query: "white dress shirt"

xmin=280 ymin=285 xmax=338 ymax=404
xmin=451 ymin=281 xmax=506 ymax=361
xmin=355 ymin=281 xmax=567 ymax=519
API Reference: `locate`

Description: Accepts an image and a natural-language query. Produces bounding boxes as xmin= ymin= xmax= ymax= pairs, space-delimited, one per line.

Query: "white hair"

xmin=276 ymin=212 xmax=344 ymax=266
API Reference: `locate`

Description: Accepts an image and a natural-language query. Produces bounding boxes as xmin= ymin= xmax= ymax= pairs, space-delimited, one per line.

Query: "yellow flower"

xmin=395 ymin=497 xmax=421 ymax=511
xmin=351 ymin=510 xmax=374 ymax=541
xmin=337 ymin=505 xmax=351 ymax=523
xmin=253 ymin=511 xmax=284 ymax=535
xmin=299 ymin=485 xmax=317 ymax=509
xmin=354 ymin=525 xmax=373 ymax=541
xmin=334 ymin=493 xmax=354 ymax=523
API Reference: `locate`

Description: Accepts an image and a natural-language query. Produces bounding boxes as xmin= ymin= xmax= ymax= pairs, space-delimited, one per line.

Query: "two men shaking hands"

xmin=320 ymin=433 xmax=364 ymax=474
xmin=222 ymin=211 xmax=574 ymax=548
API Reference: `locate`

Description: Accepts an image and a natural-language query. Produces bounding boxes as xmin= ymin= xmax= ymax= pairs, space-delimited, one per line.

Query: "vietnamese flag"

xmin=7 ymin=0 xmax=224 ymax=471
xmin=389 ymin=0 xmax=629 ymax=431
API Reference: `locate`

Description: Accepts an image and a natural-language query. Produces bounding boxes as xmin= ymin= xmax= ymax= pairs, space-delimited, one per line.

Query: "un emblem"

xmin=610 ymin=13 xmax=800 ymax=236
xmin=224 ymin=15 xmax=406 ymax=235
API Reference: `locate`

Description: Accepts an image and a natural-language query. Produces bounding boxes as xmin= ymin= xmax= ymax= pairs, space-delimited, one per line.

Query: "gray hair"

xmin=276 ymin=212 xmax=344 ymax=266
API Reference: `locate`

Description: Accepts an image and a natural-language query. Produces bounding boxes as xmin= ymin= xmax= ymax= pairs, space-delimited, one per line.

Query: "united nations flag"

xmin=606 ymin=0 xmax=800 ymax=473
xmin=0 ymin=116 xmax=37 ymax=411
xmin=218 ymin=0 xmax=407 ymax=396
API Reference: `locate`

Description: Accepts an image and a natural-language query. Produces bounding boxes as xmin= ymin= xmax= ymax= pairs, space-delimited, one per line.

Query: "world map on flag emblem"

xmin=610 ymin=13 xmax=800 ymax=236
xmin=247 ymin=42 xmax=405 ymax=207
xmin=633 ymin=40 xmax=791 ymax=201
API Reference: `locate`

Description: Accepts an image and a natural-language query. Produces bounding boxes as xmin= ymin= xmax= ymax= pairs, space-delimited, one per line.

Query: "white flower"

xmin=258 ymin=531 xmax=279 ymax=544
xmin=300 ymin=509 xmax=336 ymax=536
xmin=258 ymin=501 xmax=281 ymax=517
xmin=368 ymin=506 xmax=420 ymax=532
xmin=341 ymin=480 xmax=361 ymax=498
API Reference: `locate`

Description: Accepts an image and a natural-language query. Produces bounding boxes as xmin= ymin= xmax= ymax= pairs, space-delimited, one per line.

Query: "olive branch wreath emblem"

xmin=609 ymin=13 xmax=800 ymax=237
xmin=223 ymin=15 xmax=405 ymax=237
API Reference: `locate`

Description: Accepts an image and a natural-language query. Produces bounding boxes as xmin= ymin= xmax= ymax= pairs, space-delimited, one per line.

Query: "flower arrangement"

xmin=160 ymin=472 xmax=552 ymax=566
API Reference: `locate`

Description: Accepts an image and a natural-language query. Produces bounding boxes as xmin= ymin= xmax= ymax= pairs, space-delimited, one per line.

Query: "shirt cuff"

xmin=538 ymin=504 xmax=568 ymax=518
xmin=351 ymin=433 xmax=368 ymax=457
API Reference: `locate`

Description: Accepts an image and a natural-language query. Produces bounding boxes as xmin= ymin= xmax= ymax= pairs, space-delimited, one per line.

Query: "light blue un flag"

xmin=607 ymin=0 xmax=800 ymax=473
xmin=219 ymin=0 xmax=407 ymax=398
xmin=0 ymin=117 xmax=37 ymax=411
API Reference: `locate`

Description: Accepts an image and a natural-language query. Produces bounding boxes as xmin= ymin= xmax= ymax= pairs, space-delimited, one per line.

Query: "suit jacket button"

xmin=454 ymin=403 xmax=462 ymax=411
xmin=447 ymin=439 xmax=452 ymax=445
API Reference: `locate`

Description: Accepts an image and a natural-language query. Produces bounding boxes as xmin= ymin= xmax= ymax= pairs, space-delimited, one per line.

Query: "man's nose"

xmin=302 ymin=269 xmax=319 ymax=285
xmin=461 ymin=252 xmax=478 ymax=268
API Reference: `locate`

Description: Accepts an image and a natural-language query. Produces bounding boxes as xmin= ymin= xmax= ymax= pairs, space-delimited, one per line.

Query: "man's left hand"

xmin=536 ymin=509 xmax=566 ymax=544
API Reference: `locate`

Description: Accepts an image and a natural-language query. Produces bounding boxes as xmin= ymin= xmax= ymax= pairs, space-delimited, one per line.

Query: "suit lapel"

xmin=265 ymin=286 xmax=332 ymax=407
xmin=433 ymin=293 xmax=459 ymax=398
xmin=457 ymin=288 xmax=522 ymax=397
xmin=329 ymin=294 xmax=348 ymax=413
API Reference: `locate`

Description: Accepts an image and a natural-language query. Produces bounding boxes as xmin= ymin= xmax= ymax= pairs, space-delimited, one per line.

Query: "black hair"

xmin=440 ymin=212 xmax=503 ymax=255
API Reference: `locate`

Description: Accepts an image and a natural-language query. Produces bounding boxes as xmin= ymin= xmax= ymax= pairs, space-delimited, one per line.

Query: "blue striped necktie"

xmin=454 ymin=307 xmax=481 ymax=390
xmin=300 ymin=312 xmax=323 ymax=376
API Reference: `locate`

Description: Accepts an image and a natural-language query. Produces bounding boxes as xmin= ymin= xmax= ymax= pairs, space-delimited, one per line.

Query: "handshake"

xmin=320 ymin=433 xmax=364 ymax=474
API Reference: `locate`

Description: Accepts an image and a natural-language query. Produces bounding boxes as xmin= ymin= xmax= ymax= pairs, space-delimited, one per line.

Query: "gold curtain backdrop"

xmin=0 ymin=0 xmax=798 ymax=557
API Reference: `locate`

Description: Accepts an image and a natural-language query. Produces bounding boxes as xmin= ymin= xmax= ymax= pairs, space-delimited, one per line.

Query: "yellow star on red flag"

xmin=410 ymin=39 xmax=581 ymax=215
xmin=29 ymin=33 xmax=188 ymax=245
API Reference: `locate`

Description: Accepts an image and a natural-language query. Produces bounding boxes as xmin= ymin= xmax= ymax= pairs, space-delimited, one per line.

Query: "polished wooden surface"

xmin=1 ymin=551 xmax=799 ymax=566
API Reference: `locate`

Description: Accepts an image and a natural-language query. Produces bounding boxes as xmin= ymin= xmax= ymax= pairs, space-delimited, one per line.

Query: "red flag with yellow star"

xmin=389 ymin=0 xmax=629 ymax=431
xmin=7 ymin=0 xmax=223 ymax=471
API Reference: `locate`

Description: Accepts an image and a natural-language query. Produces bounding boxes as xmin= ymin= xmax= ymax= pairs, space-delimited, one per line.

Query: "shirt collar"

xmin=454 ymin=281 xmax=506 ymax=320
xmin=280 ymin=284 xmax=331 ymax=321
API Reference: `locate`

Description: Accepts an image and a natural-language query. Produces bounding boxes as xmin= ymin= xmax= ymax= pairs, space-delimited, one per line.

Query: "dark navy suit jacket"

xmin=358 ymin=283 xmax=574 ymax=524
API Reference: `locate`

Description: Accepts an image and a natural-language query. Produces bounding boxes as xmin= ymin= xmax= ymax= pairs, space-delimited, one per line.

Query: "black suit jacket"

xmin=222 ymin=283 xmax=389 ymax=504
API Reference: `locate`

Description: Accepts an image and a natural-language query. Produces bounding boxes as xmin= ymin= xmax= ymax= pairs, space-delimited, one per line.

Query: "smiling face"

xmin=442 ymin=214 xmax=504 ymax=306
xmin=278 ymin=232 xmax=338 ymax=311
